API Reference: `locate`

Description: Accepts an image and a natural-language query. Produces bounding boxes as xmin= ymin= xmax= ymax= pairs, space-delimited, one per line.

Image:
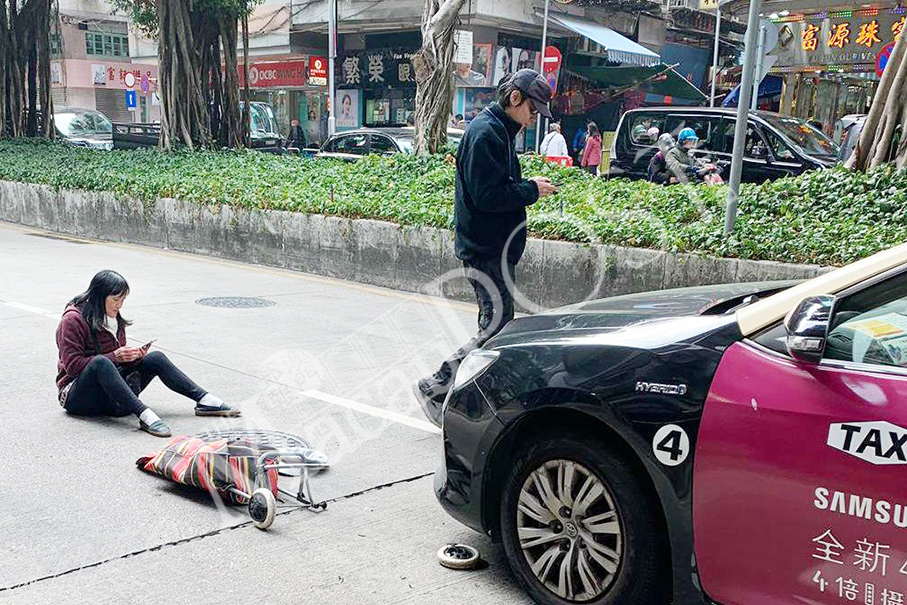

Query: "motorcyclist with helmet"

xmin=666 ymin=127 xmax=723 ymax=184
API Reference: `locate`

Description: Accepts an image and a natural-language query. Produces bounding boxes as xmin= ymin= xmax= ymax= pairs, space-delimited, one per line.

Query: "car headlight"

xmin=453 ymin=350 xmax=500 ymax=391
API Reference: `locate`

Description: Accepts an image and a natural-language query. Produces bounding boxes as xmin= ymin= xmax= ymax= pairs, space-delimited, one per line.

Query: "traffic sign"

xmin=124 ymin=71 xmax=136 ymax=89
xmin=125 ymin=89 xmax=137 ymax=109
xmin=542 ymin=45 xmax=562 ymax=95
xmin=877 ymin=43 xmax=895 ymax=77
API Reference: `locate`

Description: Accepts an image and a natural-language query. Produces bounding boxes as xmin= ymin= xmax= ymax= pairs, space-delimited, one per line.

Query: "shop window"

xmin=628 ymin=113 xmax=665 ymax=145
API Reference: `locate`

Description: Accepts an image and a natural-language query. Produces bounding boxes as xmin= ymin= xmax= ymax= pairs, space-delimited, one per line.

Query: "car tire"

xmin=500 ymin=437 xmax=666 ymax=605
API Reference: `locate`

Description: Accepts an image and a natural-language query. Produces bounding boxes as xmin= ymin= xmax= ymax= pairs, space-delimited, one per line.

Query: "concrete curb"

xmin=0 ymin=180 xmax=832 ymax=310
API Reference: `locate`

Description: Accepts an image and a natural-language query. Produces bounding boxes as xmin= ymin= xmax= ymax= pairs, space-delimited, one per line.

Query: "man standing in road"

xmin=414 ymin=69 xmax=557 ymax=426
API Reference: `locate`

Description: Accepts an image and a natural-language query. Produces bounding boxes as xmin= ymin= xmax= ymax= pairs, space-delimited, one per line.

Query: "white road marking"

xmin=303 ymin=389 xmax=442 ymax=434
xmin=0 ymin=301 xmax=57 ymax=318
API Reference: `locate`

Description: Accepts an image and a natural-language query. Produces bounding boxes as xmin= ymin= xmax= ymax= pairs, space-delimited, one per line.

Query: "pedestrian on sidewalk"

xmin=580 ymin=121 xmax=602 ymax=176
xmin=55 ymin=270 xmax=239 ymax=438
xmin=540 ymin=122 xmax=568 ymax=159
xmin=285 ymin=118 xmax=307 ymax=151
xmin=413 ymin=69 xmax=558 ymax=427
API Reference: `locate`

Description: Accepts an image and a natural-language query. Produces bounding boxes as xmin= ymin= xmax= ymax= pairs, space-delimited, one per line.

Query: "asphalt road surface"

xmin=0 ymin=221 xmax=533 ymax=605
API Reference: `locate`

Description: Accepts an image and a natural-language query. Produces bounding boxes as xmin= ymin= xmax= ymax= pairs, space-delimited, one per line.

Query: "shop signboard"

xmin=454 ymin=30 xmax=473 ymax=65
xmin=775 ymin=9 xmax=905 ymax=70
xmin=336 ymin=49 xmax=417 ymax=88
xmin=239 ymin=59 xmax=308 ymax=88
xmin=309 ymin=57 xmax=327 ymax=86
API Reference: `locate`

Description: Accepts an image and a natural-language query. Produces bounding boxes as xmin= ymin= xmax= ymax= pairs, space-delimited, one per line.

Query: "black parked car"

xmin=610 ymin=107 xmax=839 ymax=183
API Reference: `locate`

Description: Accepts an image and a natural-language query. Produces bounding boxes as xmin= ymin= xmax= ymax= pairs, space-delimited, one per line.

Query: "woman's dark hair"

xmin=69 ymin=270 xmax=132 ymax=334
xmin=587 ymin=122 xmax=600 ymax=138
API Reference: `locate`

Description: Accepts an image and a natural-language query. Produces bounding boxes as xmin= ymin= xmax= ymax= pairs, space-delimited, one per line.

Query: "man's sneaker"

xmin=413 ymin=380 xmax=449 ymax=429
xmin=140 ymin=418 xmax=172 ymax=438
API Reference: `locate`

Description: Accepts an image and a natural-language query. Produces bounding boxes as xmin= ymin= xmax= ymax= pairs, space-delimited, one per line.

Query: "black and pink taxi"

xmin=435 ymin=243 xmax=907 ymax=605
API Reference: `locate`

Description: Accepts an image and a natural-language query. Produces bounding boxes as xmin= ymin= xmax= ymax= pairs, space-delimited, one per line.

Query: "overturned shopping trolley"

xmin=137 ymin=429 xmax=329 ymax=530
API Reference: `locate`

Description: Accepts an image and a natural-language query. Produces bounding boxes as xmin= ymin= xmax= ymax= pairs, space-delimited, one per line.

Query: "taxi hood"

xmin=497 ymin=280 xmax=798 ymax=337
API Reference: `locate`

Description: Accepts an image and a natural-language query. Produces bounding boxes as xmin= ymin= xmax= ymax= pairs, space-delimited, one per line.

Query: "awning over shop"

xmin=722 ymin=75 xmax=783 ymax=107
xmin=547 ymin=12 xmax=660 ymax=67
xmin=568 ymin=64 xmax=707 ymax=101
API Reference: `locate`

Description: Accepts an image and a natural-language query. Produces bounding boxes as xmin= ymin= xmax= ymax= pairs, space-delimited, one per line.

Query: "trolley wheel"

xmin=437 ymin=543 xmax=480 ymax=570
xmin=249 ymin=488 xmax=276 ymax=530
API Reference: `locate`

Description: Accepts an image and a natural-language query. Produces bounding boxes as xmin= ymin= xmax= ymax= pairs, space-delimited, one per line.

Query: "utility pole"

xmin=751 ymin=23 xmax=767 ymax=111
xmin=328 ymin=0 xmax=337 ymax=137
xmin=723 ymin=0 xmax=763 ymax=236
xmin=709 ymin=2 xmax=722 ymax=107
xmin=536 ymin=0 xmax=550 ymax=153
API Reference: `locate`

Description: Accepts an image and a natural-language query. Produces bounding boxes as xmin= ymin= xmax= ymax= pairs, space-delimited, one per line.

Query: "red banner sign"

xmin=308 ymin=56 xmax=328 ymax=86
xmin=239 ymin=59 xmax=308 ymax=88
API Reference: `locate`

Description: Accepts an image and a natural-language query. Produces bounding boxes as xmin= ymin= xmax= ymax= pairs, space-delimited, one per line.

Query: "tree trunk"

xmin=157 ymin=0 xmax=210 ymax=150
xmin=413 ymin=0 xmax=467 ymax=156
xmin=26 ymin=37 xmax=37 ymax=136
xmin=0 ymin=0 xmax=8 ymax=138
xmin=218 ymin=14 xmax=242 ymax=149
xmin=37 ymin=0 xmax=53 ymax=138
xmin=241 ymin=13 xmax=250 ymax=148
xmin=846 ymin=32 xmax=907 ymax=170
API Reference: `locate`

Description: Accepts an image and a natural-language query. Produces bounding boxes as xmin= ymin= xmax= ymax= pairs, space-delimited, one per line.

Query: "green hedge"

xmin=1 ymin=138 xmax=905 ymax=266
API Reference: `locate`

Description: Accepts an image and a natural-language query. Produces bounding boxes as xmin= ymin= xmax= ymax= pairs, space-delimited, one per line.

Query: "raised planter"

xmin=0 ymin=180 xmax=831 ymax=310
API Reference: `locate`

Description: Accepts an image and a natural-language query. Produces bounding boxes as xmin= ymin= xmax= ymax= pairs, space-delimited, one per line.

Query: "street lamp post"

xmin=328 ymin=0 xmax=337 ymax=137
xmin=536 ymin=0 xmax=550 ymax=153
xmin=723 ymin=0 xmax=764 ymax=236
xmin=709 ymin=2 xmax=722 ymax=107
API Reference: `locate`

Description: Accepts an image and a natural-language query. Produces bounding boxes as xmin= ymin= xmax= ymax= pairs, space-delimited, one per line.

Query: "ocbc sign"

xmin=239 ymin=60 xmax=309 ymax=88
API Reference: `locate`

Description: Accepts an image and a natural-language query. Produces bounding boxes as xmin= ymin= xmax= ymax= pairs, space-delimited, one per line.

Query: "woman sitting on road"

xmin=55 ymin=270 xmax=239 ymax=438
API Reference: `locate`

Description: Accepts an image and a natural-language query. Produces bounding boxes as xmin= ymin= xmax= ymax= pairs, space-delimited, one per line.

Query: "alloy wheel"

xmin=516 ymin=459 xmax=623 ymax=602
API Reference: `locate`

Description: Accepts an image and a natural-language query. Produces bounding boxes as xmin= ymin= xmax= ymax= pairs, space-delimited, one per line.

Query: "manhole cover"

xmin=195 ymin=297 xmax=276 ymax=308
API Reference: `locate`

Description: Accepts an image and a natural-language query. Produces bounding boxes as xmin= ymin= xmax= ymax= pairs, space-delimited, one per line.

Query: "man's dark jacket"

xmin=454 ymin=103 xmax=539 ymax=266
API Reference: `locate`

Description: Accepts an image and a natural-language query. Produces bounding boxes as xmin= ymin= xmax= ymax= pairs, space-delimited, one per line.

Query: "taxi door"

xmin=692 ymin=269 xmax=907 ymax=605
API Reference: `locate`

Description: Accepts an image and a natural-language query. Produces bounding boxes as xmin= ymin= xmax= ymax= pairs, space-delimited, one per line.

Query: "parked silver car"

xmin=316 ymin=127 xmax=464 ymax=161
xmin=55 ymin=108 xmax=114 ymax=150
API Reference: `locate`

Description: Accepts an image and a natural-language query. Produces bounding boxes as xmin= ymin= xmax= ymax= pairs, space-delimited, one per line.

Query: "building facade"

xmin=53 ymin=0 xmax=158 ymax=123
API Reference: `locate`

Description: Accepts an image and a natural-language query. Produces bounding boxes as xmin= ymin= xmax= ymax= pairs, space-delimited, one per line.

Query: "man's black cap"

xmin=510 ymin=68 xmax=552 ymax=118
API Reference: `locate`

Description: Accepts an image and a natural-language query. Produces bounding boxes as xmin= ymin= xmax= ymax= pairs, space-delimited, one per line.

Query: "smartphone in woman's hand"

xmin=141 ymin=339 xmax=157 ymax=353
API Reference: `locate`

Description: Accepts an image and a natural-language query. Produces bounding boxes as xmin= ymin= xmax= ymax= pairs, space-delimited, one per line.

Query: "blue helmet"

xmin=678 ymin=127 xmax=699 ymax=143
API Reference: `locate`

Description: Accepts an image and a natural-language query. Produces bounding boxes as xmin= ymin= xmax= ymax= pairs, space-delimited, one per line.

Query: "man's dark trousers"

xmin=438 ymin=256 xmax=516 ymax=383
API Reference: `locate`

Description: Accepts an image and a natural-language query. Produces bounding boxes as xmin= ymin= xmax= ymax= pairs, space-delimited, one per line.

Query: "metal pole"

xmin=709 ymin=3 xmax=721 ymax=107
xmin=536 ymin=0 xmax=550 ymax=154
xmin=328 ymin=0 xmax=337 ymax=137
xmin=751 ymin=22 xmax=767 ymax=111
xmin=724 ymin=0 xmax=763 ymax=236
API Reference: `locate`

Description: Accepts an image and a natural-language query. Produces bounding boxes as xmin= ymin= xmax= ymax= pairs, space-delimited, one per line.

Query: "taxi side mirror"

xmin=785 ymin=295 xmax=836 ymax=364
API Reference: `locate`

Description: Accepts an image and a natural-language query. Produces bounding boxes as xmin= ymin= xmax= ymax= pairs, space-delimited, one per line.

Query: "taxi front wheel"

xmin=500 ymin=437 xmax=667 ymax=605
